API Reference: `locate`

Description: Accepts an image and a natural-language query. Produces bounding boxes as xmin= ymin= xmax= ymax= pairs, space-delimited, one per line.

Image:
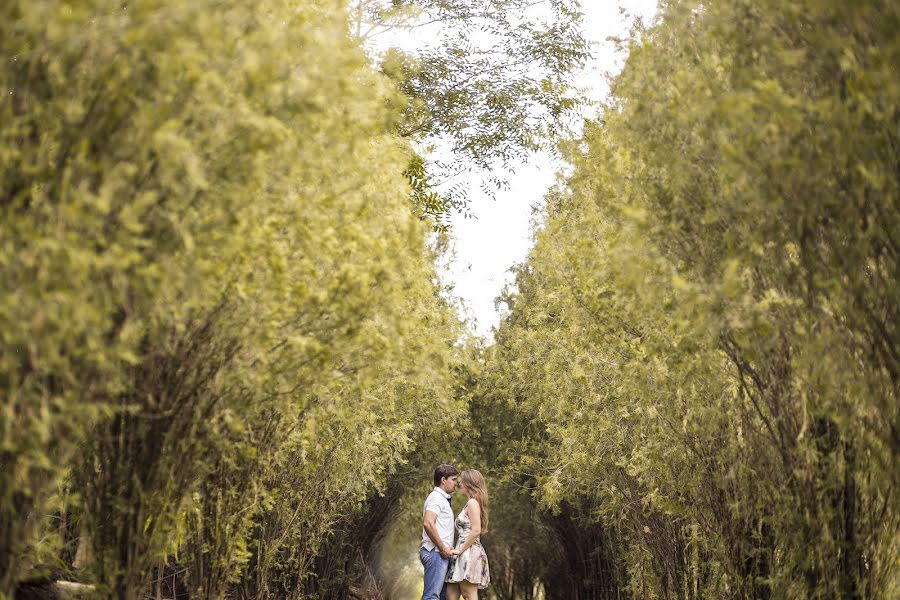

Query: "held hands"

xmin=440 ymin=544 xmax=454 ymax=559
xmin=450 ymin=547 xmax=463 ymax=556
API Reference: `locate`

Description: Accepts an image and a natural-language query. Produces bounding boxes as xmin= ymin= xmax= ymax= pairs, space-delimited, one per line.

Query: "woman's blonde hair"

xmin=461 ymin=469 xmax=489 ymax=533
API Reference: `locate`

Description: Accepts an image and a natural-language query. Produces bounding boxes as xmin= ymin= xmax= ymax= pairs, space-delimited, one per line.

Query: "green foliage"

xmin=481 ymin=0 xmax=899 ymax=597
xmin=1 ymin=0 xmax=462 ymax=597
xmin=403 ymin=153 xmax=454 ymax=230
xmin=356 ymin=0 xmax=589 ymax=214
xmin=4 ymin=0 xmax=897 ymax=598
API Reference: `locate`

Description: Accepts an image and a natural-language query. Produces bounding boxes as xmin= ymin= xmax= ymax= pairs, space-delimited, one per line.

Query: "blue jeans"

xmin=420 ymin=546 xmax=449 ymax=600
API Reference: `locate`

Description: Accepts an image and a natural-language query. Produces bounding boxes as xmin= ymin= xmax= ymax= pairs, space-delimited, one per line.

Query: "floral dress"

xmin=446 ymin=506 xmax=490 ymax=588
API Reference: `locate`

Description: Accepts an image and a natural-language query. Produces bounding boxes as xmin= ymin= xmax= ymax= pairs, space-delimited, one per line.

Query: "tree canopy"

xmin=1 ymin=0 xmax=897 ymax=598
xmin=2 ymin=1 xmax=464 ymax=597
xmin=477 ymin=0 xmax=899 ymax=597
xmin=354 ymin=0 xmax=589 ymax=222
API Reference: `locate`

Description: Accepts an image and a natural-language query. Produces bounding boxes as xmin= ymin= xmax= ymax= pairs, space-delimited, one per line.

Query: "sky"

xmin=368 ymin=3 xmax=662 ymax=594
xmin=442 ymin=1 xmax=659 ymax=339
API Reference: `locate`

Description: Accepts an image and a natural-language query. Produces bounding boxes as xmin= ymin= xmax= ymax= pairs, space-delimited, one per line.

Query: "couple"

xmin=420 ymin=464 xmax=490 ymax=600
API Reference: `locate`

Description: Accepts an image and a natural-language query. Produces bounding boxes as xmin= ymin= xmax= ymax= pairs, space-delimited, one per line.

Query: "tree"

xmin=353 ymin=0 xmax=590 ymax=219
xmin=1 ymin=1 xmax=463 ymax=597
xmin=481 ymin=0 xmax=899 ymax=597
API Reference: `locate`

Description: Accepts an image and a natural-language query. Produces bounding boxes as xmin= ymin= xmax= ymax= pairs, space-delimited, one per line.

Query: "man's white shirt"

xmin=421 ymin=487 xmax=454 ymax=551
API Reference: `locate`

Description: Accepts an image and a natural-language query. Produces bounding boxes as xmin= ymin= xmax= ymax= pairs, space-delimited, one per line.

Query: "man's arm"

xmin=423 ymin=510 xmax=452 ymax=558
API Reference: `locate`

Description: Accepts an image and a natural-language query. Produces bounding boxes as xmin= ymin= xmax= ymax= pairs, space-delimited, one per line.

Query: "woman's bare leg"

xmin=459 ymin=581 xmax=478 ymax=600
xmin=445 ymin=582 xmax=461 ymax=600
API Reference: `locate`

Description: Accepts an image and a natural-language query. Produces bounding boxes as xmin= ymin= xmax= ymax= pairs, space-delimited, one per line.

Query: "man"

xmin=421 ymin=464 xmax=458 ymax=600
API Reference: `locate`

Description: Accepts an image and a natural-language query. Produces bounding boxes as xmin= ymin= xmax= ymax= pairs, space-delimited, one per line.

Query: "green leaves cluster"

xmin=1 ymin=0 xmax=463 ymax=597
xmin=356 ymin=0 xmax=589 ymax=214
xmin=5 ymin=0 xmax=897 ymax=597
xmin=479 ymin=0 xmax=899 ymax=597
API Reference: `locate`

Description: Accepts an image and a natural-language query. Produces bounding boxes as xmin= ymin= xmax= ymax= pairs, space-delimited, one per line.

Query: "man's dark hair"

xmin=433 ymin=464 xmax=459 ymax=487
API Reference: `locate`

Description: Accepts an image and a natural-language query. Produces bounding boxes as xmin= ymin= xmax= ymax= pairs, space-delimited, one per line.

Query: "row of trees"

xmin=477 ymin=0 xmax=898 ymax=598
xmin=5 ymin=0 xmax=896 ymax=598
xmin=2 ymin=0 xmax=593 ymax=596
xmin=0 ymin=1 xmax=473 ymax=597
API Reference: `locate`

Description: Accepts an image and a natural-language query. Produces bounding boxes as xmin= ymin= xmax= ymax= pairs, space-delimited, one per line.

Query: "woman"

xmin=446 ymin=469 xmax=490 ymax=599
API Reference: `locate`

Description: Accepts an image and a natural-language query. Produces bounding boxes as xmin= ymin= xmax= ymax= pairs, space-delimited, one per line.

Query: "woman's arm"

xmin=454 ymin=499 xmax=482 ymax=554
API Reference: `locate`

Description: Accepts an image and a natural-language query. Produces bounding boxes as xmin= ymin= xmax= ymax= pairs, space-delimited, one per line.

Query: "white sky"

xmin=442 ymin=1 xmax=659 ymax=339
